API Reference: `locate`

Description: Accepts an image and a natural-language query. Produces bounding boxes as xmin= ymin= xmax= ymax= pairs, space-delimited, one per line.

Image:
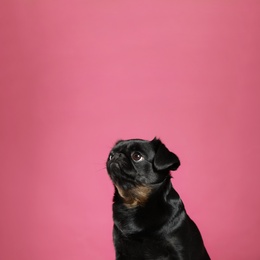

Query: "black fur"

xmin=106 ymin=138 xmax=210 ymax=260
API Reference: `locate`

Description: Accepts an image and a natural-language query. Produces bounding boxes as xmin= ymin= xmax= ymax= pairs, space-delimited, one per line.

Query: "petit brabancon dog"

xmin=106 ymin=138 xmax=210 ymax=260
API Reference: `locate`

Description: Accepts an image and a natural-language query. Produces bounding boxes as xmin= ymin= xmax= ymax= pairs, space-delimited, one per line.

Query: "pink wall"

xmin=1 ymin=1 xmax=260 ymax=259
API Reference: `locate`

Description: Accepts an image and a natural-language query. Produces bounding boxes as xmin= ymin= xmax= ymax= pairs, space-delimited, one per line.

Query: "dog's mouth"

xmin=107 ymin=160 xmax=120 ymax=171
xmin=107 ymin=159 xmax=125 ymax=176
xmin=107 ymin=156 xmax=131 ymax=177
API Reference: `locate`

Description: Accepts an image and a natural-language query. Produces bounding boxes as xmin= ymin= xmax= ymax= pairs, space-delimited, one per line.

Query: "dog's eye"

xmin=131 ymin=152 xmax=143 ymax=162
xmin=109 ymin=153 xmax=114 ymax=160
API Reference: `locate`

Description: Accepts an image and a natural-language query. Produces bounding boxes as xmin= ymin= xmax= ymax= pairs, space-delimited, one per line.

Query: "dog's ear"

xmin=151 ymin=138 xmax=180 ymax=171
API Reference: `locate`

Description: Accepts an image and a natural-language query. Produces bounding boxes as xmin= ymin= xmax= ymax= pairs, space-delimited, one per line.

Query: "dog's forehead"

xmin=113 ymin=139 xmax=153 ymax=154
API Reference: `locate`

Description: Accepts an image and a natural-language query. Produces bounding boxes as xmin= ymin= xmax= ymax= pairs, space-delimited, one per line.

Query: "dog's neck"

xmin=115 ymin=177 xmax=171 ymax=208
xmin=115 ymin=185 xmax=152 ymax=208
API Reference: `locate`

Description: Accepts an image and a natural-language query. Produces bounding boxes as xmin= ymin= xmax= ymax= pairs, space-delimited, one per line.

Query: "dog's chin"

xmin=107 ymin=161 xmax=136 ymax=187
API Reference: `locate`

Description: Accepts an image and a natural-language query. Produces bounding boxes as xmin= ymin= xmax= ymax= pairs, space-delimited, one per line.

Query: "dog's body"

xmin=106 ymin=138 xmax=210 ymax=260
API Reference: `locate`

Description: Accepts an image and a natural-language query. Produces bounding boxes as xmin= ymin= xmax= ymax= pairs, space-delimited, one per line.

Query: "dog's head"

xmin=106 ymin=138 xmax=180 ymax=207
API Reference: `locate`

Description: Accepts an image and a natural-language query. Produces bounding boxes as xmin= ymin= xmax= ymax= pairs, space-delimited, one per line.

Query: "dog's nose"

xmin=113 ymin=153 xmax=123 ymax=159
xmin=109 ymin=152 xmax=123 ymax=161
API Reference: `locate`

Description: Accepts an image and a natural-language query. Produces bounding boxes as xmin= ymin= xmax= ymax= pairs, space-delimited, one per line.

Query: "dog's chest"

xmin=112 ymin=195 xmax=172 ymax=235
xmin=113 ymin=224 xmax=176 ymax=259
xmin=113 ymin=207 xmax=143 ymax=235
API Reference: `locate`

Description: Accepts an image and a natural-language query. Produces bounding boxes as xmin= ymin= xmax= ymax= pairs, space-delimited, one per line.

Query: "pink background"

xmin=1 ymin=1 xmax=260 ymax=259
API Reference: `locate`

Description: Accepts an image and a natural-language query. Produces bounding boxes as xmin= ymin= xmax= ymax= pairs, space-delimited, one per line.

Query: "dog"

xmin=106 ymin=138 xmax=210 ymax=260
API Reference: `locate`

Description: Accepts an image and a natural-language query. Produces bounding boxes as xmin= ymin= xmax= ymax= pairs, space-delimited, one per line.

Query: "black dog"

xmin=106 ymin=138 xmax=210 ymax=260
